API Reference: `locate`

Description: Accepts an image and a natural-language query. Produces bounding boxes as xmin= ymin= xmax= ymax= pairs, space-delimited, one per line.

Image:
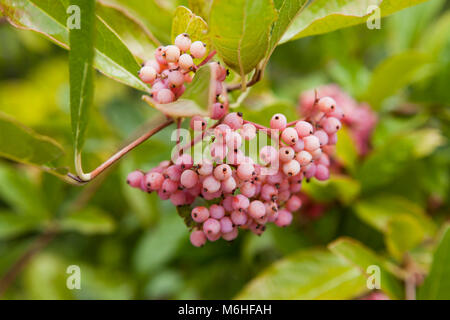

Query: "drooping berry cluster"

xmin=139 ymin=33 xmax=229 ymax=117
xmin=127 ymin=97 xmax=343 ymax=247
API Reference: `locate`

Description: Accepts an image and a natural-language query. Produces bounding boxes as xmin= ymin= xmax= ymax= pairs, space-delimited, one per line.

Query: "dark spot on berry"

xmin=310 ymin=131 xmax=313 ymax=134
xmin=275 ymin=116 xmax=279 ymax=120
xmin=237 ymin=112 xmax=243 ymax=117
xmin=285 ymin=150 xmax=289 ymax=154
xmin=220 ymin=104 xmax=224 ymax=109
xmin=193 ymin=213 xmax=197 ymax=218
xmin=306 ymin=178 xmax=310 ymax=183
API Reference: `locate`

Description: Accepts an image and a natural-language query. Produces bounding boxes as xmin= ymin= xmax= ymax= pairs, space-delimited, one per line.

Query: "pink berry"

xmin=127 ymin=171 xmax=144 ymax=188
xmin=170 ymin=190 xmax=186 ymax=206
xmin=139 ymin=66 xmax=157 ymax=83
xmin=166 ymin=165 xmax=182 ymax=181
xmin=311 ymin=148 xmax=322 ymax=160
xmin=192 ymin=206 xmax=210 ymax=223
xmin=155 ymin=46 xmax=167 ymax=65
xmin=259 ymin=146 xmax=278 ymax=164
xmin=304 ymin=163 xmax=317 ymax=179
xmin=275 ymin=209 xmax=293 ymax=227
xmin=315 ymin=164 xmax=330 ymax=181
xmin=190 ymin=116 xmax=207 ymax=131
xmin=286 ymin=195 xmax=302 ymax=212
xmin=282 ymin=160 xmax=301 ymax=177
xmin=296 ymin=150 xmax=312 ymax=165
xmin=321 ymin=117 xmax=341 ymax=134
xmin=220 ymin=216 xmax=233 ymax=233
xmin=222 ymin=195 xmax=234 ymax=212
xmin=214 ymin=164 xmax=232 ymax=181
xmin=179 ymin=53 xmax=194 ymax=71
xmin=318 ymin=97 xmax=336 ymax=113
xmin=227 ymin=149 xmax=245 ymax=166
xmin=281 ymin=127 xmax=299 ymax=145
xmin=318 ymin=153 xmax=330 ymax=166
xmin=221 ymin=176 xmax=237 ymax=194
xmin=210 ymin=204 xmax=225 ymax=219
xmin=144 ymin=59 xmax=161 ymax=73
xmin=293 ymin=139 xmax=305 ymax=152
xmin=232 ymin=194 xmax=250 ymax=211
xmin=203 ymin=218 xmax=221 ymax=235
xmin=303 ymin=135 xmax=320 ymax=152
xmin=203 ymin=175 xmax=221 ymax=193
xmin=180 ymin=170 xmax=199 ymax=189
xmin=225 ymin=131 xmax=242 ymax=150
xmin=279 ymin=147 xmax=295 ymax=162
xmin=261 ymin=184 xmax=278 ymax=201
xmin=161 ymin=179 xmax=178 ymax=194
xmin=295 ymin=121 xmax=313 ymax=137
xmin=231 ymin=210 xmax=247 ymax=225
xmin=168 ymin=70 xmax=184 ymax=87
xmin=175 ymin=154 xmax=193 ymax=169
xmin=241 ymin=123 xmax=256 ymax=140
xmin=241 ymin=182 xmax=256 ymax=198
xmin=223 ymin=112 xmax=243 ymax=130
xmin=314 ymin=129 xmax=329 ymax=146
xmin=210 ymin=143 xmax=228 ymax=162
xmin=211 ymin=102 xmax=227 ymax=120
xmin=237 ymin=163 xmax=255 ymax=180
xmin=175 ymin=33 xmax=191 ymax=52
xmin=197 ymin=159 xmax=213 ymax=176
xmin=190 ymin=229 xmax=206 ymax=247
xmin=222 ymin=228 xmax=238 ymax=241
xmin=155 ymin=88 xmax=175 ymax=104
xmin=145 ymin=172 xmax=164 ymax=191
xmin=270 ymin=113 xmax=287 ymax=130
xmin=164 ymin=45 xmax=180 ymax=63
xmin=190 ymin=41 xmax=207 ymax=59
xmin=248 ymin=200 xmax=265 ymax=219
xmin=328 ymin=133 xmax=338 ymax=145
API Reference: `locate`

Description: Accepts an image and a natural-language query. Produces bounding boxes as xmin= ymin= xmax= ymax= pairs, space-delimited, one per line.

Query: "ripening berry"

xmin=222 ymin=228 xmax=238 ymax=241
xmin=270 ymin=113 xmax=287 ymax=130
xmin=221 ymin=176 xmax=237 ymax=194
xmin=155 ymin=88 xmax=175 ymax=104
xmin=179 ymin=53 xmax=194 ymax=71
xmin=166 ymin=165 xmax=182 ymax=181
xmin=139 ymin=66 xmax=157 ymax=83
xmin=279 ymin=147 xmax=295 ymax=162
xmin=203 ymin=218 xmax=221 ymax=235
xmin=191 ymin=206 xmax=210 ymax=223
xmin=303 ymin=135 xmax=320 ymax=151
xmin=241 ymin=123 xmax=256 ymax=140
xmin=282 ymin=160 xmax=301 ymax=177
xmin=296 ymin=150 xmax=312 ymax=165
xmin=203 ymin=175 xmax=221 ymax=193
xmin=241 ymin=182 xmax=256 ymax=198
xmin=318 ymin=97 xmax=336 ymax=113
xmin=190 ymin=229 xmax=207 ymax=247
xmin=231 ymin=210 xmax=248 ymax=226
xmin=175 ymin=33 xmax=191 ymax=52
xmin=175 ymin=154 xmax=193 ymax=169
xmin=210 ymin=204 xmax=225 ymax=220
xmin=211 ymin=102 xmax=227 ymax=120
xmin=190 ymin=41 xmax=207 ymax=59
xmin=168 ymin=70 xmax=184 ymax=87
xmin=232 ymin=194 xmax=250 ymax=211
xmin=281 ymin=127 xmax=299 ymax=145
xmin=314 ymin=129 xmax=329 ymax=146
xmin=248 ymin=200 xmax=266 ymax=219
xmin=237 ymin=163 xmax=255 ymax=180
xmin=161 ymin=179 xmax=178 ymax=194
xmin=127 ymin=171 xmax=144 ymax=188
xmin=315 ymin=164 xmax=330 ymax=181
xmin=220 ymin=216 xmax=233 ymax=233
xmin=180 ymin=170 xmax=199 ymax=189
xmin=321 ymin=117 xmax=341 ymax=134
xmin=170 ymin=190 xmax=186 ymax=206
xmin=145 ymin=172 xmax=164 ymax=191
xmin=214 ymin=164 xmax=232 ymax=181
xmin=295 ymin=121 xmax=314 ymax=137
xmin=223 ymin=112 xmax=244 ymax=130
xmin=197 ymin=159 xmax=213 ymax=176
xmin=286 ymin=195 xmax=302 ymax=212
xmin=190 ymin=116 xmax=207 ymax=131
xmin=275 ymin=209 xmax=293 ymax=227
xmin=259 ymin=146 xmax=278 ymax=164
xmin=164 ymin=45 xmax=180 ymax=63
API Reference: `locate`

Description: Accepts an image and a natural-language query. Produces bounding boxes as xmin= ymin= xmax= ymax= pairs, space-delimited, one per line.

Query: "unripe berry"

xmin=318 ymin=97 xmax=336 ymax=113
xmin=191 ymin=206 xmax=210 ymax=223
xmin=270 ymin=113 xmax=287 ymax=130
xmin=281 ymin=127 xmax=299 ymax=145
xmin=190 ymin=229 xmax=206 ymax=247
xmin=139 ymin=66 xmax=157 ymax=83
xmin=279 ymin=147 xmax=295 ymax=162
xmin=179 ymin=53 xmax=194 ymax=71
xmin=296 ymin=150 xmax=312 ymax=165
xmin=214 ymin=164 xmax=232 ymax=181
xmin=241 ymin=123 xmax=256 ymax=140
xmin=127 ymin=171 xmax=144 ymax=188
xmin=203 ymin=218 xmax=221 ymax=235
xmin=190 ymin=41 xmax=207 ymax=59
xmin=223 ymin=112 xmax=244 ymax=130
xmin=155 ymin=88 xmax=175 ymax=104
xmin=295 ymin=121 xmax=313 ymax=137
xmin=248 ymin=200 xmax=266 ymax=219
xmin=190 ymin=115 xmax=207 ymax=131
xmin=174 ymin=33 xmax=191 ymax=52
xmin=282 ymin=159 xmax=301 ymax=177
xmin=164 ymin=45 xmax=180 ymax=63
xmin=303 ymin=135 xmax=320 ymax=151
xmin=145 ymin=172 xmax=164 ymax=191
xmin=180 ymin=170 xmax=199 ymax=189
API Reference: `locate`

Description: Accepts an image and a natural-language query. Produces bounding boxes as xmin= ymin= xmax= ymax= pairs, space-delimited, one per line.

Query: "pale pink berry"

xmin=278 ymin=190 xmax=291 ymax=202
xmin=266 ymin=171 xmax=283 ymax=185
xmin=170 ymin=190 xmax=186 ymax=206
xmin=211 ymin=102 xmax=227 ymax=120
xmin=290 ymin=181 xmax=302 ymax=193
xmin=225 ymin=131 xmax=242 ymax=150
xmin=161 ymin=179 xmax=178 ymax=194
xmin=175 ymin=33 xmax=191 ymax=52
xmin=179 ymin=53 xmax=194 ymax=71
xmin=311 ymin=148 xmax=322 ymax=160
xmin=315 ymin=164 xmax=330 ymax=181
xmin=214 ymin=124 xmax=231 ymax=142
xmin=270 ymin=113 xmax=287 ymax=130
xmin=304 ymin=163 xmax=317 ymax=179
xmin=139 ymin=66 xmax=157 ymax=83
xmin=322 ymin=117 xmax=341 ymax=134
xmin=197 ymin=159 xmax=213 ymax=176
xmin=190 ymin=116 xmax=207 ymax=131
xmin=166 ymin=165 xmax=182 ymax=181
xmin=220 ymin=216 xmax=233 ymax=233
xmin=191 ymin=206 xmax=210 ymax=223
xmin=281 ymin=127 xmax=299 ymax=145
xmin=164 ymin=45 xmax=180 ymax=63
xmin=206 ymin=232 xmax=221 ymax=242
xmin=202 ymin=189 xmax=221 ymax=200
xmin=318 ymin=153 xmax=330 ymax=166
xmin=328 ymin=133 xmax=338 ymax=145
xmin=261 ymin=184 xmax=278 ymax=201
xmin=155 ymin=88 xmax=175 ymax=104
xmin=190 ymin=41 xmax=207 ymax=59
xmin=248 ymin=200 xmax=265 ymax=219
xmin=241 ymin=123 xmax=256 ymax=140
xmin=203 ymin=218 xmax=221 ymax=235
xmin=328 ymin=105 xmax=345 ymax=120
xmin=223 ymin=112 xmax=243 ymax=130
xmin=314 ymin=129 xmax=329 ymax=146
xmin=241 ymin=182 xmax=256 ymax=198
xmin=158 ymin=188 xmax=170 ymax=200
xmin=127 ymin=171 xmax=144 ymax=188
xmin=227 ymin=149 xmax=244 ymax=166
xmin=214 ymin=164 xmax=232 ymax=181
xmin=222 ymin=228 xmax=238 ymax=241
xmin=168 ymin=70 xmax=184 ymax=87
xmin=175 ymin=154 xmax=193 ymax=169
xmin=144 ymin=59 xmax=161 ymax=73
xmin=286 ymin=195 xmax=302 ymax=212
xmin=203 ymin=175 xmax=221 ymax=193
xmin=259 ymin=146 xmax=278 ymax=164
xmin=221 ymin=176 xmax=237 ymax=194
xmin=210 ymin=204 xmax=225 ymax=220
xmin=275 ymin=209 xmax=293 ymax=227
xmin=279 ymin=147 xmax=295 ymax=162
xmin=180 ymin=170 xmax=198 ymax=189
xmin=231 ymin=210 xmax=247 ymax=225
xmin=295 ymin=121 xmax=313 ymax=137
xmin=318 ymin=97 xmax=336 ymax=113
xmin=303 ymin=135 xmax=320 ymax=151
xmin=145 ymin=172 xmax=164 ymax=191
xmin=293 ymin=139 xmax=305 ymax=152
xmin=237 ymin=163 xmax=255 ymax=180
xmin=282 ymin=160 xmax=301 ymax=177
xmin=210 ymin=143 xmax=228 ymax=162
xmin=155 ymin=46 xmax=167 ymax=65
xmin=190 ymin=229 xmax=207 ymax=247
xmin=232 ymin=194 xmax=250 ymax=211
xmin=296 ymin=150 xmax=312 ymax=165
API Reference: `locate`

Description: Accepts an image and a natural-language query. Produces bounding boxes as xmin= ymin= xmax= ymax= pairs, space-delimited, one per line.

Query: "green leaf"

xmin=0 ymin=0 xmax=148 ymax=91
xmin=329 ymin=237 xmax=404 ymax=299
xmin=188 ymin=0 xmax=213 ymax=21
xmin=69 ymin=0 xmax=95 ymax=154
xmin=363 ymin=51 xmax=434 ymax=109
xmin=143 ymin=64 xmax=216 ymax=117
xmin=281 ymin=0 xmax=430 ymax=43
xmin=209 ymin=0 xmax=277 ymax=77
xmin=0 ymin=112 xmax=64 ymax=170
xmin=418 ymin=225 xmax=450 ymax=300
xmin=386 ymin=215 xmax=425 ymax=260
xmin=354 ymin=195 xmax=436 ymax=237
xmin=59 ymin=207 xmax=116 ymax=235
xmin=335 ymin=126 xmax=358 ymax=174
xmin=303 ymin=175 xmax=361 ymax=205
xmin=0 ymin=211 xmax=41 ymax=239
xmin=236 ymin=250 xmax=367 ymax=299
xmin=171 ymin=6 xmax=209 ymax=51
xmin=0 ymin=163 xmax=50 ymax=219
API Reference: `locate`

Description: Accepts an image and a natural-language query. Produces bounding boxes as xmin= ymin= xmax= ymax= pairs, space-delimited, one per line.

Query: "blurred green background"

xmin=0 ymin=0 xmax=449 ymax=299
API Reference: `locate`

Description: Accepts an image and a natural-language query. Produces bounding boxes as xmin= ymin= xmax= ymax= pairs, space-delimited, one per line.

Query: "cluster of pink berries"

xmin=139 ymin=33 xmax=229 ymax=116
xmin=299 ymin=85 xmax=377 ymax=155
xmin=127 ymin=95 xmax=343 ymax=247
